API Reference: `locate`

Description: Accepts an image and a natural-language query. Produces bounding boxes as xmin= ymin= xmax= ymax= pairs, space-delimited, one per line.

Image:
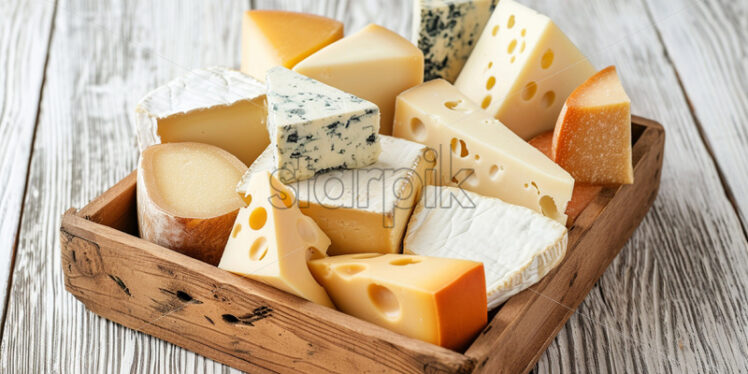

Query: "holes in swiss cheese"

xmin=241 ymin=193 xmax=252 ymax=206
xmin=522 ymin=81 xmax=538 ymax=101
xmin=334 ymin=264 xmax=366 ymax=277
xmin=306 ymin=247 xmax=324 ymax=261
xmin=368 ymin=284 xmax=401 ymax=320
xmin=520 ymin=41 xmax=526 ymax=53
xmin=444 ymin=100 xmax=470 ymax=112
xmin=410 ymin=117 xmax=427 ymax=141
xmin=539 ymin=195 xmax=560 ymax=220
xmin=491 ymin=25 xmax=499 ymax=36
xmin=297 ymin=217 xmax=318 ymax=242
xmin=541 ymin=91 xmax=556 ymax=108
xmin=231 ymin=224 xmax=242 ymax=238
xmin=507 ymin=15 xmax=516 ymax=29
xmin=389 ymin=257 xmax=421 ymax=266
xmin=486 ymin=76 xmax=496 ymax=90
xmin=481 ymin=95 xmax=492 ymax=109
xmin=249 ymin=237 xmax=268 ymax=261
xmin=249 ymin=207 xmax=267 ymax=230
xmin=450 ymin=138 xmax=469 ymax=158
xmin=489 ymin=165 xmax=504 ymax=180
xmin=507 ymin=39 xmax=517 ymax=54
xmin=541 ymin=49 xmax=554 ymax=69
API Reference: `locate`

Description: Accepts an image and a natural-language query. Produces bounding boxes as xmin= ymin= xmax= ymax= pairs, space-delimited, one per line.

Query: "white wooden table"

xmin=1 ymin=0 xmax=747 ymax=372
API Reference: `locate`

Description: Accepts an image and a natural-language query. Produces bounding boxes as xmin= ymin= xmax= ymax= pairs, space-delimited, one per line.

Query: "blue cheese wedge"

xmin=237 ymin=135 xmax=434 ymax=255
xmin=265 ymin=67 xmax=381 ymax=183
xmin=413 ymin=0 xmax=498 ymax=82
xmin=404 ymin=185 xmax=568 ymax=309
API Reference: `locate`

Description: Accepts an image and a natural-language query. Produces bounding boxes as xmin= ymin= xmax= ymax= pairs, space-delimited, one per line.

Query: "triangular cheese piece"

xmin=552 ymin=66 xmax=633 ymax=185
xmin=403 ymin=185 xmax=568 ymax=309
xmin=218 ymin=170 xmax=334 ymax=307
xmin=265 ymin=67 xmax=381 ymax=183
xmin=241 ymin=10 xmax=343 ymax=81
xmin=293 ymin=24 xmax=424 ymax=135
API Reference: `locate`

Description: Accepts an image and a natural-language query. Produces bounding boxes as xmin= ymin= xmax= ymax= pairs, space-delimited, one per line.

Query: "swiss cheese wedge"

xmin=308 ymin=253 xmax=486 ymax=350
xmin=137 ymin=143 xmax=248 ymax=265
xmin=241 ymin=10 xmax=343 ymax=82
xmin=552 ymin=66 xmax=633 ymax=185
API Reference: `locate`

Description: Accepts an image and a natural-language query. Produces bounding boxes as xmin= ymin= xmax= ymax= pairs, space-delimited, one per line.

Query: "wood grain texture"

xmin=643 ymin=0 xmax=748 ymax=235
xmin=0 ymin=0 xmax=55 ymax=325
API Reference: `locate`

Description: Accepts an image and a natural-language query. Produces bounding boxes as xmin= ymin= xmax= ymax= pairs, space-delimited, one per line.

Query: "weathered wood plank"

xmin=0 ymin=0 xmax=55 ymax=326
xmin=643 ymin=0 xmax=748 ymax=235
xmin=0 ymin=0 xmax=250 ymax=372
xmin=517 ymin=0 xmax=748 ymax=373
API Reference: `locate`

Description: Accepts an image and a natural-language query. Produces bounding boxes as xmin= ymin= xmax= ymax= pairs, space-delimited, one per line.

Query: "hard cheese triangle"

xmin=241 ymin=10 xmax=343 ymax=81
xmin=266 ymin=67 xmax=381 ymax=184
xmin=218 ymin=170 xmax=334 ymax=307
xmin=404 ymin=185 xmax=568 ymax=309
xmin=293 ymin=24 xmax=424 ymax=135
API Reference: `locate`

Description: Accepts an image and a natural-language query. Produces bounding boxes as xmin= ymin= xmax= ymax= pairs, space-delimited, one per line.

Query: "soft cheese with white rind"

xmin=404 ymin=185 xmax=568 ymax=309
xmin=135 ymin=67 xmax=268 ymax=166
xmin=454 ymin=0 xmax=596 ymax=140
xmin=266 ymin=67 xmax=381 ymax=184
xmin=413 ymin=0 xmax=498 ymax=83
xmin=137 ymin=143 xmax=248 ymax=266
xmin=237 ymin=135 xmax=434 ymax=255
xmin=393 ymin=79 xmax=574 ymax=224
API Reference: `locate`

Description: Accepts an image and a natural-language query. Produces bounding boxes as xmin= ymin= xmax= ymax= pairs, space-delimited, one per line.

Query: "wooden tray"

xmin=59 ymin=116 xmax=664 ymax=374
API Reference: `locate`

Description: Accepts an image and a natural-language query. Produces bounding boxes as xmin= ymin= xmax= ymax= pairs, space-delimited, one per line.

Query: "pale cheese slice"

xmin=404 ymin=185 xmax=568 ymax=309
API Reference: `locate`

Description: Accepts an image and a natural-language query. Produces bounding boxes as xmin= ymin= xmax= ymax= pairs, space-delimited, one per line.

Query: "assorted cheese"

xmin=413 ymin=0 xmax=498 ymax=83
xmin=218 ymin=171 xmax=334 ymax=307
xmin=293 ymin=24 xmax=424 ymax=135
xmin=241 ymin=10 xmax=343 ymax=82
xmin=553 ymin=66 xmax=633 ymax=185
xmin=265 ymin=67 xmax=381 ymax=184
xmin=135 ymin=67 xmax=268 ymax=166
xmin=393 ymin=79 xmax=574 ymax=224
xmin=404 ymin=185 xmax=568 ymax=308
xmin=137 ymin=143 xmax=247 ymax=265
xmin=238 ymin=135 xmax=434 ymax=255
xmin=308 ymin=254 xmax=487 ymax=350
xmin=130 ymin=3 xmax=637 ymax=350
xmin=454 ymin=0 xmax=597 ymax=140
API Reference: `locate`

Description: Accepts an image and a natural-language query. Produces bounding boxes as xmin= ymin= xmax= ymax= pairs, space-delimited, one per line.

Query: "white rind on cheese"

xmin=265 ymin=67 xmax=381 ymax=183
xmin=238 ymin=135 xmax=434 ymax=254
xmin=404 ymin=185 xmax=567 ymax=309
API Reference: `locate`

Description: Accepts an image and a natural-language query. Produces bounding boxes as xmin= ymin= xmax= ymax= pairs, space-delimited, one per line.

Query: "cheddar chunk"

xmin=218 ymin=171 xmax=334 ymax=307
xmin=552 ymin=66 xmax=633 ymax=185
xmin=308 ymin=254 xmax=486 ymax=350
xmin=137 ymin=143 xmax=247 ymax=265
xmin=241 ymin=10 xmax=343 ymax=81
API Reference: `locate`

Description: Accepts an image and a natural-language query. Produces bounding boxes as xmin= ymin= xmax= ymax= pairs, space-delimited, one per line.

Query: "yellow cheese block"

xmin=137 ymin=143 xmax=247 ymax=265
xmin=553 ymin=66 xmax=633 ymax=185
xmin=308 ymin=254 xmax=487 ymax=350
xmin=241 ymin=10 xmax=343 ymax=82
xmin=393 ymin=79 xmax=574 ymax=224
xmin=218 ymin=171 xmax=334 ymax=307
xmin=293 ymin=24 xmax=424 ymax=135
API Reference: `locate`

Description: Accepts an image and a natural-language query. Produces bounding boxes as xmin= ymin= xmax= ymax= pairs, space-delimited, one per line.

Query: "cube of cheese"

xmin=237 ymin=135 xmax=434 ymax=255
xmin=308 ymin=253 xmax=487 ymax=350
xmin=266 ymin=67 xmax=381 ymax=184
xmin=413 ymin=0 xmax=498 ymax=83
xmin=393 ymin=79 xmax=574 ymax=224
xmin=135 ymin=67 xmax=268 ymax=166
xmin=455 ymin=0 xmax=596 ymax=140
xmin=293 ymin=24 xmax=424 ymax=135
xmin=241 ymin=10 xmax=343 ymax=82
xmin=218 ymin=171 xmax=334 ymax=307
xmin=137 ymin=143 xmax=248 ymax=265
xmin=552 ymin=66 xmax=633 ymax=185
xmin=404 ymin=185 xmax=568 ymax=308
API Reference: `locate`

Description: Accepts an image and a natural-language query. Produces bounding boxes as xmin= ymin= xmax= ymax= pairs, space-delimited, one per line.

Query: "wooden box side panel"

xmin=60 ymin=213 xmax=475 ymax=374
xmin=466 ymin=117 xmax=665 ymax=373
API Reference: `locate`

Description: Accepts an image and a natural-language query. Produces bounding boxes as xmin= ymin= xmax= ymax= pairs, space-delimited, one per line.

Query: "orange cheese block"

xmin=241 ymin=10 xmax=343 ymax=81
xmin=552 ymin=66 xmax=633 ymax=185
xmin=137 ymin=143 xmax=247 ymax=265
xmin=529 ymin=131 xmax=602 ymax=226
xmin=308 ymin=253 xmax=487 ymax=350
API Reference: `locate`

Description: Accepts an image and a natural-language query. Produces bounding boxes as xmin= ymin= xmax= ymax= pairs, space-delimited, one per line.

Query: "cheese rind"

xmin=552 ymin=66 xmax=633 ymax=185
xmin=393 ymin=79 xmax=574 ymax=224
xmin=137 ymin=143 xmax=248 ymax=265
xmin=413 ymin=0 xmax=498 ymax=82
xmin=454 ymin=0 xmax=596 ymax=139
xmin=238 ymin=135 xmax=434 ymax=255
xmin=308 ymin=253 xmax=486 ymax=350
xmin=266 ymin=67 xmax=381 ymax=184
xmin=293 ymin=24 xmax=424 ymax=135
xmin=218 ymin=171 xmax=334 ymax=307
xmin=135 ymin=67 xmax=268 ymax=166
xmin=404 ymin=185 xmax=568 ymax=308
xmin=241 ymin=10 xmax=343 ymax=82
